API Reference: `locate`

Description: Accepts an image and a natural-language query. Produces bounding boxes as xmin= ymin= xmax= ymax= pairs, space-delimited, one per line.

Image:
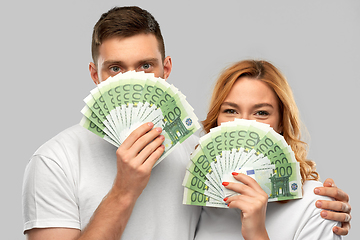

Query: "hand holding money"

xmin=113 ymin=122 xmax=165 ymax=199
xmin=183 ymin=119 xmax=302 ymax=208
xmin=223 ymin=172 xmax=269 ymax=240
xmin=80 ymin=71 xmax=200 ymax=167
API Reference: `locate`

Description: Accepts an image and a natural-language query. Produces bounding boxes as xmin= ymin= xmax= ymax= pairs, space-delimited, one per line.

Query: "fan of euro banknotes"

xmin=183 ymin=119 xmax=303 ymax=208
xmin=80 ymin=71 xmax=201 ymax=167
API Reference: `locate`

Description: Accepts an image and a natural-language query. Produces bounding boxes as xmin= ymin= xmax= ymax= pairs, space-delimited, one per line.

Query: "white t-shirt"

xmin=23 ymin=124 xmax=201 ymax=239
xmin=194 ymin=180 xmax=341 ymax=240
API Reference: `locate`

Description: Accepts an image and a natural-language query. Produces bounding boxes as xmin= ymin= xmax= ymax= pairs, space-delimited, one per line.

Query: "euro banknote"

xmin=80 ymin=71 xmax=201 ymax=167
xmin=183 ymin=119 xmax=303 ymax=207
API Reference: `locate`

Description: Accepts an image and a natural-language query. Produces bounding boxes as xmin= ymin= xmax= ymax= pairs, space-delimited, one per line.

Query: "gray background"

xmin=1 ymin=0 xmax=359 ymax=239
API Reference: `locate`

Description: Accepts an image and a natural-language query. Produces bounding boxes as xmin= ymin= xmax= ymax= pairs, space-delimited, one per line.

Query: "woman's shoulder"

xmin=301 ymin=180 xmax=334 ymax=203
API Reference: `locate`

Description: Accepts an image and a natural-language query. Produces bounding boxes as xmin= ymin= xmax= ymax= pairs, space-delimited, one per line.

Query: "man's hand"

xmin=113 ymin=122 xmax=165 ymax=199
xmin=314 ymin=178 xmax=351 ymax=236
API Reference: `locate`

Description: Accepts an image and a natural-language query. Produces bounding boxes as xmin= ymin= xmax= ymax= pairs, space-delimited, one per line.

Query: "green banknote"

xmin=222 ymin=165 xmax=275 ymax=198
xmin=182 ymin=170 xmax=223 ymax=201
xmin=183 ymin=119 xmax=303 ymax=208
xmin=270 ymin=162 xmax=302 ymax=201
xmin=183 ymin=188 xmax=227 ymax=208
xmin=80 ymin=71 xmax=200 ymax=167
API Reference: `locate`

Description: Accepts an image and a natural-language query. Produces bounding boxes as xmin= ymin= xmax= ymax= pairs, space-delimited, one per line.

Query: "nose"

xmin=240 ymin=114 xmax=250 ymax=120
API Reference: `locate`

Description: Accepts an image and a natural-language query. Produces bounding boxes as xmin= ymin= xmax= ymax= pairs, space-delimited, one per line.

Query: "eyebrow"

xmin=103 ymin=58 xmax=160 ymax=67
xmin=221 ymin=102 xmax=274 ymax=109
xmin=253 ymin=103 xmax=274 ymax=109
xmin=221 ymin=102 xmax=239 ymax=108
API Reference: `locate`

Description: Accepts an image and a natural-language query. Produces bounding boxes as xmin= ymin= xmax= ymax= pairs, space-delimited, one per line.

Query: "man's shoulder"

xmin=33 ymin=124 xmax=113 ymax=158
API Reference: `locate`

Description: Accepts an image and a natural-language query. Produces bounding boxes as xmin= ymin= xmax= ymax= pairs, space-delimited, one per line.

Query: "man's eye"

xmin=141 ymin=63 xmax=151 ymax=70
xmin=110 ymin=66 xmax=121 ymax=72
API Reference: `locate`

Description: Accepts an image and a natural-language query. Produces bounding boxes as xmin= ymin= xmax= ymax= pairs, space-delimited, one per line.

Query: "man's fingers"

xmin=333 ymin=223 xmax=350 ymax=236
xmin=314 ymin=186 xmax=349 ymax=202
xmin=316 ymin=200 xmax=351 ymax=213
xmin=137 ymin=135 xmax=165 ymax=163
xmin=320 ymin=209 xmax=351 ymax=223
xmin=131 ymin=127 xmax=163 ymax=154
xmin=142 ymin=144 xmax=165 ymax=169
xmin=120 ymin=122 xmax=155 ymax=150
xmin=323 ymin=178 xmax=336 ymax=188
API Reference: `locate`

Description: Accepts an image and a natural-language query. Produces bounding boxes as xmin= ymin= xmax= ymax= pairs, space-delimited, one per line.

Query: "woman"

xmin=196 ymin=60 xmax=350 ymax=239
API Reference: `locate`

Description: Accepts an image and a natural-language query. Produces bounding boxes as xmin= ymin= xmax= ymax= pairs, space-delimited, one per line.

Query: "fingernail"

xmin=156 ymin=127 xmax=162 ymax=132
xmin=314 ymin=188 xmax=320 ymax=194
xmin=223 ymin=197 xmax=228 ymax=202
xmin=232 ymin=172 xmax=238 ymax=176
xmin=148 ymin=122 xmax=154 ymax=127
xmin=159 ymin=135 xmax=165 ymax=140
xmin=321 ymin=211 xmax=328 ymax=218
xmin=222 ymin=182 xmax=229 ymax=186
xmin=316 ymin=201 xmax=322 ymax=208
xmin=160 ymin=144 xmax=165 ymax=149
xmin=343 ymin=204 xmax=350 ymax=213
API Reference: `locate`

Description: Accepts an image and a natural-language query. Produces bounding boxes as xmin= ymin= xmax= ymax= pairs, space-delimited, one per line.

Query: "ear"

xmin=163 ymin=56 xmax=172 ymax=80
xmin=89 ymin=62 xmax=100 ymax=85
xmin=278 ymin=123 xmax=284 ymax=136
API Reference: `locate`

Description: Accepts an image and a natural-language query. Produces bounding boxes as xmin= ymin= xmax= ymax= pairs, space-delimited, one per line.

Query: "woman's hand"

xmin=222 ymin=172 xmax=270 ymax=240
xmin=314 ymin=178 xmax=351 ymax=235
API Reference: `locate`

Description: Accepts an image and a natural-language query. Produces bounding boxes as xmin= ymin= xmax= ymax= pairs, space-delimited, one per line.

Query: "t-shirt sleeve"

xmin=22 ymin=154 xmax=80 ymax=233
xmin=294 ymin=181 xmax=342 ymax=240
xmin=296 ymin=213 xmax=342 ymax=239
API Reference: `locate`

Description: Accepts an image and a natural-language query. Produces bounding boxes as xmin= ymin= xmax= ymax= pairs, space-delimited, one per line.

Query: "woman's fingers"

xmin=224 ymin=172 xmax=266 ymax=195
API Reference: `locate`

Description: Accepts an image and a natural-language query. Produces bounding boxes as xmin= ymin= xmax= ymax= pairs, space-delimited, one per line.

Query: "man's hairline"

xmin=92 ymin=33 xmax=165 ymax=67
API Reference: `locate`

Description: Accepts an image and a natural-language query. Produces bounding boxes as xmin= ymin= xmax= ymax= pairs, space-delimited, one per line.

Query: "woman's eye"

xmin=256 ymin=111 xmax=269 ymax=116
xmin=224 ymin=109 xmax=237 ymax=114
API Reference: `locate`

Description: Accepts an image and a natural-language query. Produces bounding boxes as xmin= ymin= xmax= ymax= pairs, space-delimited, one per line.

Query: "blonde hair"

xmin=202 ymin=60 xmax=319 ymax=183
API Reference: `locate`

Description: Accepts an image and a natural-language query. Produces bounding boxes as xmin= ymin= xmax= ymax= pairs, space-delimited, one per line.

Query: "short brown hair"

xmin=91 ymin=6 xmax=165 ymax=64
xmin=202 ymin=60 xmax=319 ymax=183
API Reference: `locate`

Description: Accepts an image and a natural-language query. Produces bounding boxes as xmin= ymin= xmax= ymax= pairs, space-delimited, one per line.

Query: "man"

xmin=22 ymin=6 xmax=351 ymax=240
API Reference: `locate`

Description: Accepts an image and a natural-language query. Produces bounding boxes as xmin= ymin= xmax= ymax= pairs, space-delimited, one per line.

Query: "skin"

xmin=315 ymin=179 xmax=351 ymax=235
xmin=219 ymin=76 xmax=279 ymax=239
xmin=89 ymin=34 xmax=172 ymax=83
xmin=218 ymin=76 xmax=351 ymax=239
xmin=217 ymin=76 xmax=282 ymax=132
xmin=26 ymin=34 xmax=171 ymax=240
xmin=25 ymin=34 xmax=350 ymax=239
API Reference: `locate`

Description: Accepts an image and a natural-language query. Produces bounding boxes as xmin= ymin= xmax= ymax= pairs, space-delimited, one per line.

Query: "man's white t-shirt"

xmin=23 ymin=124 xmax=201 ymax=239
xmin=195 ymin=180 xmax=341 ymax=240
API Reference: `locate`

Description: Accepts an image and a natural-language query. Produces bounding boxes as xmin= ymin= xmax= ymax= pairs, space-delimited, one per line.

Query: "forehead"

xmin=226 ymin=77 xmax=279 ymax=105
xmin=97 ymin=34 xmax=162 ymax=64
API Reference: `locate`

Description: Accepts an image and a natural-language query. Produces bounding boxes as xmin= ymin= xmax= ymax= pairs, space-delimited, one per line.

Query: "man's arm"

xmin=26 ymin=228 xmax=80 ymax=240
xmin=314 ymin=178 xmax=351 ymax=236
xmin=26 ymin=122 xmax=165 ymax=240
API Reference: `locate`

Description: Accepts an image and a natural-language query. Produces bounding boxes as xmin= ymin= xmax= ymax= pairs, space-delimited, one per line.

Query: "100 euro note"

xmin=182 ymin=119 xmax=303 ymax=207
xmin=80 ymin=71 xmax=201 ymax=167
